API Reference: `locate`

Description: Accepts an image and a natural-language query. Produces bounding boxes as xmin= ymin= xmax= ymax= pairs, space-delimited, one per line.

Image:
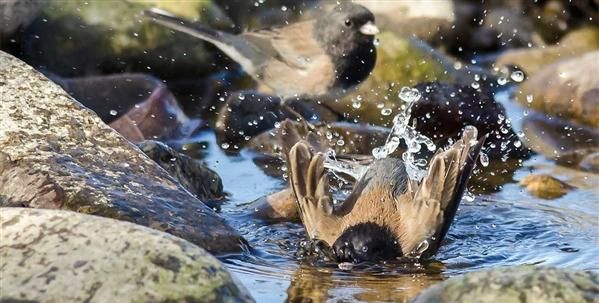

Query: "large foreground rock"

xmin=0 ymin=51 xmax=245 ymax=253
xmin=0 ymin=208 xmax=253 ymax=303
xmin=412 ymin=266 xmax=599 ymax=303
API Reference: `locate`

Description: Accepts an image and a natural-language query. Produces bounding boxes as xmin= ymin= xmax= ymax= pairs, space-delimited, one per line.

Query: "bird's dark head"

xmin=315 ymin=3 xmax=378 ymax=51
xmin=332 ymin=222 xmax=401 ymax=263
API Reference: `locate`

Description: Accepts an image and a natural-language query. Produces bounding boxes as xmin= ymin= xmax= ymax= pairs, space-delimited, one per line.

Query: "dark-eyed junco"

xmin=286 ymin=126 xmax=487 ymax=263
xmin=144 ymin=3 xmax=379 ymax=99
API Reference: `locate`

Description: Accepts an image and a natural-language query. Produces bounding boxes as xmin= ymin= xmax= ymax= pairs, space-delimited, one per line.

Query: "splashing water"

xmin=323 ymin=149 xmax=369 ymax=182
xmin=372 ymin=87 xmax=436 ymax=181
xmin=322 ymin=87 xmax=436 ymax=182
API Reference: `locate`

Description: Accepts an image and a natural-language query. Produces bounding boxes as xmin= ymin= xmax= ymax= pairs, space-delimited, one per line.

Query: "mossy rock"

xmin=413 ymin=266 xmax=599 ymax=303
xmin=0 ymin=207 xmax=254 ymax=303
xmin=18 ymin=0 xmax=227 ymax=78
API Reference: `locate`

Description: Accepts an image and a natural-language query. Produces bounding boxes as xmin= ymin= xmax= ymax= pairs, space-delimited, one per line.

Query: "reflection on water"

xmin=174 ymin=126 xmax=599 ymax=302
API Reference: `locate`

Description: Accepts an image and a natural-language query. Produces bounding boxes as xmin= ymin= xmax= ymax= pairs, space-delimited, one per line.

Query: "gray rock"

xmin=0 ymin=50 xmax=245 ymax=253
xmin=0 ymin=207 xmax=254 ymax=303
xmin=0 ymin=0 xmax=45 ymax=39
xmin=496 ymin=27 xmax=599 ymax=76
xmin=412 ymin=266 xmax=599 ymax=303
xmin=515 ymin=51 xmax=599 ymax=128
xmin=138 ymin=140 xmax=225 ymax=204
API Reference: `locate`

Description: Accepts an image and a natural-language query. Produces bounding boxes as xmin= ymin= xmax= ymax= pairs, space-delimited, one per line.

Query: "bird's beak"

xmin=359 ymin=21 xmax=380 ymax=36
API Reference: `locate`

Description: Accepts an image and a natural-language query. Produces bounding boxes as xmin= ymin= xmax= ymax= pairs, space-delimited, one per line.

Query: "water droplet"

xmin=463 ymin=190 xmax=475 ymax=202
xmin=526 ymin=95 xmax=534 ymax=104
xmin=479 ymin=152 xmax=489 ymax=167
xmin=471 ymin=82 xmax=480 ymax=89
xmin=221 ymin=143 xmax=230 ymax=149
xmin=109 ymin=110 xmax=118 ymax=116
xmin=510 ymin=70 xmax=525 ymax=82
xmin=497 ymin=77 xmax=508 ymax=85
xmin=398 ymin=87 xmax=421 ymax=103
xmin=281 ymin=5 xmax=288 ymax=11
xmin=238 ymin=94 xmax=245 ymax=100
xmin=381 ymin=108 xmax=393 ymax=116
xmin=514 ymin=140 xmax=522 ymax=148
xmin=336 ymin=139 xmax=345 ymax=146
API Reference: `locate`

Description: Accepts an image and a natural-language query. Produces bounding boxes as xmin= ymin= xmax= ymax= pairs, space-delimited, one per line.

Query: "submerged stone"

xmin=0 ymin=51 xmax=245 ymax=253
xmin=519 ymin=174 xmax=575 ymax=200
xmin=0 ymin=207 xmax=254 ymax=303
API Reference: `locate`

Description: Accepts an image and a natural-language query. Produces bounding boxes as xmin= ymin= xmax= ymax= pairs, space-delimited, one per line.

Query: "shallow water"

xmin=175 ymin=93 xmax=599 ymax=302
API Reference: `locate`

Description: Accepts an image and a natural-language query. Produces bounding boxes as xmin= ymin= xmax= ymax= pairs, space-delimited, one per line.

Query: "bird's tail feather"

xmin=143 ymin=8 xmax=262 ymax=73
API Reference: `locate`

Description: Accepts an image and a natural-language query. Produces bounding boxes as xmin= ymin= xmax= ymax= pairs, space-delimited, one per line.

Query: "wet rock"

xmin=249 ymin=188 xmax=299 ymax=223
xmin=522 ymin=113 xmax=599 ymax=173
xmin=496 ymin=27 xmax=599 ymax=76
xmin=0 ymin=0 xmax=45 ymax=39
xmin=412 ymin=266 xmax=599 ymax=303
xmin=516 ymin=51 xmax=599 ymax=128
xmin=0 ymin=207 xmax=254 ymax=303
xmin=478 ymin=8 xmax=544 ymax=50
xmin=325 ymin=32 xmax=496 ymax=125
xmin=138 ymin=140 xmax=224 ymax=204
xmin=0 ymin=51 xmax=245 ymax=253
xmin=56 ymin=73 xmax=200 ymax=142
xmin=216 ymin=91 xmax=339 ymax=145
xmin=108 ymin=85 xmax=200 ymax=143
xmin=411 ymin=82 xmax=529 ymax=159
xmin=520 ymin=174 xmax=575 ymax=199
xmin=16 ymin=0 xmax=232 ymax=79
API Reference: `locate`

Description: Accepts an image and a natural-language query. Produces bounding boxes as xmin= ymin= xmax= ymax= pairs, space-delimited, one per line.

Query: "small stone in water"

xmin=510 ymin=70 xmax=525 ymax=82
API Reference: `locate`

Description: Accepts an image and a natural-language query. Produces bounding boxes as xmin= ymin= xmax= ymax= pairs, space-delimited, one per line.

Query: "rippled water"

xmin=175 ymin=94 xmax=599 ymax=302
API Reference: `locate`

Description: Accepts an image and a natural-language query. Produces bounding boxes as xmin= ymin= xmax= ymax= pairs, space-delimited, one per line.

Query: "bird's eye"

xmin=344 ymin=19 xmax=352 ymax=27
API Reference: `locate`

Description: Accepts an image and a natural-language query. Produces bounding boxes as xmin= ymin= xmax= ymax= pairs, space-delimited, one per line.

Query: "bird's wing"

xmin=396 ymin=126 xmax=487 ymax=257
xmin=287 ymin=141 xmax=342 ymax=246
xmin=243 ymin=21 xmax=324 ymax=70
